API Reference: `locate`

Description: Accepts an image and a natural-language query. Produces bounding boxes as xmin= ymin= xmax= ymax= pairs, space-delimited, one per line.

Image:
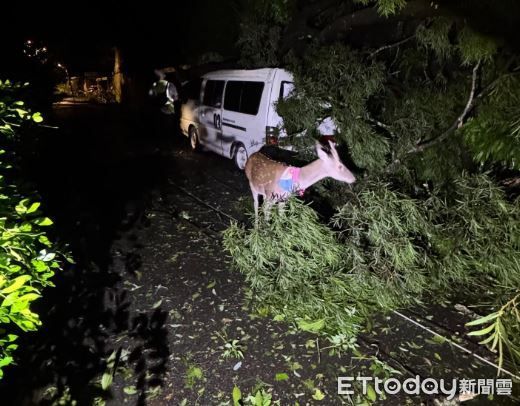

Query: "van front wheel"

xmin=233 ymin=143 xmax=248 ymax=170
xmin=189 ymin=127 xmax=200 ymax=151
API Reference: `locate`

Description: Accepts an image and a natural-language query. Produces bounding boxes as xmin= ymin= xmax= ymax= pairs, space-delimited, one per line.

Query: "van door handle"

xmin=213 ymin=113 xmax=221 ymax=129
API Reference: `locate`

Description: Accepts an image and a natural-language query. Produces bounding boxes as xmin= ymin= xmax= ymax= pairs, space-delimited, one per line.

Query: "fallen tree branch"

xmin=369 ymin=35 xmax=415 ymax=58
xmin=366 ymin=116 xmax=397 ymax=138
xmin=279 ymin=0 xmax=338 ymax=55
xmin=501 ymin=176 xmax=520 ymax=189
xmin=407 ymin=64 xmax=520 ymax=156
xmin=384 ymin=65 xmax=519 ymax=174
xmin=318 ymin=0 xmax=445 ymax=44
xmin=407 ymin=60 xmax=481 ymax=154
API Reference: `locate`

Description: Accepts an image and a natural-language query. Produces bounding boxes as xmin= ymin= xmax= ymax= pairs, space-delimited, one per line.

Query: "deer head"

xmin=316 ymin=141 xmax=356 ymax=184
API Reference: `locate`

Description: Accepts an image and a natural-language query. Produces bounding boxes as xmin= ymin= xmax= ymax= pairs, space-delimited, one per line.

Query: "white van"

xmin=179 ymin=68 xmax=336 ymax=169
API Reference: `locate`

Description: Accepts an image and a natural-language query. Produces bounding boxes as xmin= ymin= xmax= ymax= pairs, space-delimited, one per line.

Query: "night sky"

xmin=2 ymin=0 xmax=520 ymax=84
xmin=1 ymin=1 xmax=242 ymax=75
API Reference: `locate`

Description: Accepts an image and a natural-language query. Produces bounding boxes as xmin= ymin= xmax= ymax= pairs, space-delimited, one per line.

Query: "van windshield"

xmin=224 ymin=81 xmax=264 ymax=115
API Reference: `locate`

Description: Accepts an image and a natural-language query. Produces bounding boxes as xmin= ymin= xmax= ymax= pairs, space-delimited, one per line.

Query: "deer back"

xmin=245 ymin=152 xmax=289 ymax=194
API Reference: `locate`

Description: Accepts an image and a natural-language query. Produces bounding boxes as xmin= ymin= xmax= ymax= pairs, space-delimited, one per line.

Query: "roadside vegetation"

xmin=0 ymin=79 xmax=68 ymax=378
xmin=224 ymin=0 xmax=520 ymax=374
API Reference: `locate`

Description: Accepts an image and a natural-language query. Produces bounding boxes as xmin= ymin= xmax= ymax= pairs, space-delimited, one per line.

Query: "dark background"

xmin=0 ymin=1 xmax=242 ymax=77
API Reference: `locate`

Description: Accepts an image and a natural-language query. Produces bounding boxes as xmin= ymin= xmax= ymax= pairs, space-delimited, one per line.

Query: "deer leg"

xmin=252 ymin=191 xmax=259 ymax=227
xmin=263 ymin=199 xmax=274 ymax=222
xmin=278 ymin=201 xmax=286 ymax=217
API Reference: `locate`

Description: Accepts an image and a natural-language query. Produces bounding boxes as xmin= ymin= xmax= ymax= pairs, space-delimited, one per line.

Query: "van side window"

xmin=279 ymin=81 xmax=295 ymax=101
xmin=203 ymin=80 xmax=225 ymax=107
xmin=241 ymin=82 xmax=264 ymax=115
xmin=224 ymin=81 xmax=241 ymax=112
xmin=224 ymin=81 xmax=264 ymax=115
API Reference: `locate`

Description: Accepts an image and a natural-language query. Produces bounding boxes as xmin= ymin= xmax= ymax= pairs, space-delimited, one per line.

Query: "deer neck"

xmin=298 ymin=159 xmax=328 ymax=190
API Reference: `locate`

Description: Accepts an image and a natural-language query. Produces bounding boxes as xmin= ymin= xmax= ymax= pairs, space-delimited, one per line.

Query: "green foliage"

xmin=0 ymin=80 xmax=43 ymax=137
xmin=223 ymin=199 xmax=363 ymax=338
xmin=333 ymin=182 xmax=434 ymax=303
xmin=458 ymin=26 xmax=498 ymax=65
xmin=100 ymin=349 xmax=120 ymax=391
xmin=381 ymin=80 xmax=468 ymax=181
xmin=184 ymin=364 xmax=203 ymax=388
xmin=224 ymin=175 xmax=520 ymax=356
xmin=428 ymin=174 xmax=520 ymax=289
xmin=233 ymin=0 xmax=520 ymax=371
xmin=221 ymin=339 xmax=244 ymax=359
xmin=416 ymin=18 xmax=454 ymax=61
xmin=354 ymin=0 xmax=407 ymax=17
xmin=279 ymin=44 xmax=388 ymax=171
xmin=236 ymin=0 xmax=290 ymax=68
xmin=411 ymin=137 xmax=473 ymax=185
xmin=466 ymin=292 xmax=520 ymax=373
xmin=0 ymin=80 xmax=67 ymax=378
xmin=333 ymin=175 xmax=519 ymax=299
xmin=389 ymin=16 xmax=508 ymax=177
xmin=416 ymin=17 xmax=497 ymax=65
xmin=232 ymin=385 xmax=278 ymax=406
xmin=379 ymin=21 xmax=510 ymax=181
xmin=375 ymin=0 xmax=407 ymax=16
xmin=381 ymin=25 xmax=500 ymax=183
xmin=54 ymin=83 xmax=72 ymax=97
xmin=462 ymin=73 xmax=520 ymax=169
xmin=238 ymin=24 xmax=281 ymax=68
xmin=217 ymin=330 xmax=245 ymax=359
xmin=42 ymin=386 xmax=78 ymax=406
xmin=322 ymin=333 xmax=358 ymax=356
xmin=434 ymin=176 xmax=520 ymax=372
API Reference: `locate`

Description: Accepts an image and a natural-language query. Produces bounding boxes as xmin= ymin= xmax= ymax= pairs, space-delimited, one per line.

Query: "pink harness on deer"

xmin=278 ymin=166 xmax=305 ymax=196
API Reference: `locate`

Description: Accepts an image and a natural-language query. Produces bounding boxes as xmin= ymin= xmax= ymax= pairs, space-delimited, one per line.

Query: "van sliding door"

xmin=199 ymin=79 xmax=224 ymax=153
xmin=221 ymin=80 xmax=266 ymax=157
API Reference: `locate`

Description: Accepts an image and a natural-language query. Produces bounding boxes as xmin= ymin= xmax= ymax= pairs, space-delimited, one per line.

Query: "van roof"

xmin=202 ymin=68 xmax=291 ymax=81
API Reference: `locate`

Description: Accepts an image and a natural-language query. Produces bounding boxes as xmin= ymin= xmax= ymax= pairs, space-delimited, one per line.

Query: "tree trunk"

xmin=113 ymin=47 xmax=124 ymax=104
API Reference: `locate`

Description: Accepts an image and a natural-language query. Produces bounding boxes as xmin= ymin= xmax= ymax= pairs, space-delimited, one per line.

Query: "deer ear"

xmin=328 ymin=140 xmax=340 ymax=160
xmin=316 ymin=141 xmax=329 ymax=160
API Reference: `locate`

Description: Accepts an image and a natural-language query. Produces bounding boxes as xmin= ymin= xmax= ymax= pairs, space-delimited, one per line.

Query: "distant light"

xmin=42 ymin=47 xmax=47 ymax=52
xmin=26 ymin=40 xmax=32 ymax=44
xmin=57 ymin=63 xmax=62 ymax=68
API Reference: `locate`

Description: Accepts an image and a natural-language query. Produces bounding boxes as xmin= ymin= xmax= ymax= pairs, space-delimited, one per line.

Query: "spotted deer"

xmin=245 ymin=141 xmax=356 ymax=224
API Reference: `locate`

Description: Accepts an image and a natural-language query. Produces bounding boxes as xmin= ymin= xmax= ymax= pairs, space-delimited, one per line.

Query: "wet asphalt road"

xmin=0 ymin=104 xmax=516 ymax=405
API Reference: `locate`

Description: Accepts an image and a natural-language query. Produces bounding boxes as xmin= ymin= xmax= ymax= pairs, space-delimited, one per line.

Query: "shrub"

xmin=0 ymin=79 xmax=68 ymax=378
